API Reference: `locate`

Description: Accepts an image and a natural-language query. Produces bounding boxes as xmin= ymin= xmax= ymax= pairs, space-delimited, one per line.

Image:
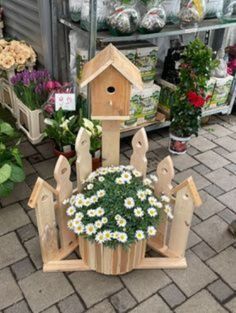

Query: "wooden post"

xmin=102 ymin=120 xmax=121 ymax=167
xmin=130 ymin=127 xmax=149 ymax=177
xmin=54 ymin=156 xmax=75 ymax=249
xmin=75 ymin=128 xmax=92 ymax=192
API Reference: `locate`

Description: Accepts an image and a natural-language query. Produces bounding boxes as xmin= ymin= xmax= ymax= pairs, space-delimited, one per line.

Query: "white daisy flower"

xmin=117 ymin=218 xmax=127 ymax=227
xmin=124 ymin=197 xmax=135 ymax=209
xmin=67 ymin=219 xmax=74 ymax=230
xmin=115 ymin=214 xmax=122 ymax=221
xmin=147 ymin=226 xmax=157 ymax=236
xmin=95 ymin=232 xmax=105 ymax=244
xmin=87 ymin=172 xmax=96 ymax=182
xmin=84 ymin=198 xmax=91 ymax=207
xmin=109 ymin=167 xmax=117 ymax=173
xmin=76 ymin=193 xmax=85 ymax=200
xmin=99 ymin=168 xmax=108 ymax=175
xmin=150 ymin=174 xmax=158 ymax=182
xmin=154 ymin=201 xmax=163 ymax=209
xmin=74 ymin=223 xmax=84 ymax=235
xmin=112 ymin=231 xmax=119 ymax=239
xmin=148 ymin=207 xmax=158 ymax=217
xmin=73 ymin=218 xmax=82 ymax=227
xmin=102 ymin=217 xmax=108 ymax=224
xmin=63 ymin=198 xmax=70 ymax=205
xmin=118 ymin=232 xmax=128 ymax=243
xmin=133 ymin=169 xmax=142 ymax=177
xmin=87 ymin=183 xmax=94 ymax=190
xmin=96 ymin=207 xmax=105 ymax=217
xmin=69 ymin=195 xmax=76 ymax=205
xmin=85 ymin=223 xmax=96 ymax=236
xmin=143 ymin=178 xmax=152 ymax=186
xmin=135 ymin=230 xmax=145 ymax=241
xmin=75 ymin=198 xmax=84 ymax=208
xmin=137 ymin=190 xmax=146 ymax=201
xmin=98 ymin=176 xmax=105 ymax=182
xmin=103 ymin=230 xmax=112 ymax=241
xmin=121 ymin=171 xmax=132 ymax=182
xmin=161 ymin=195 xmax=170 ymax=203
xmin=126 ymin=165 xmax=134 ymax=171
xmin=134 ymin=207 xmax=144 ymax=218
xmin=95 ymin=220 xmax=103 ymax=229
xmin=87 ymin=209 xmax=96 ymax=217
xmin=115 ymin=177 xmax=125 ymax=185
xmin=164 ymin=205 xmax=174 ymax=219
xmin=97 ymin=189 xmax=106 ymax=198
xmin=91 ymin=195 xmax=98 ymax=204
xmin=145 ymin=188 xmax=152 ymax=195
xmin=66 ymin=206 xmax=76 ymax=216
xmin=148 ymin=196 xmax=157 ymax=206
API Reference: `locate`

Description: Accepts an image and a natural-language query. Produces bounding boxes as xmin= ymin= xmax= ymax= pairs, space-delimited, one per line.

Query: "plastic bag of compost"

xmin=179 ymin=0 xmax=206 ymax=28
xmin=80 ymin=0 xmax=109 ymax=31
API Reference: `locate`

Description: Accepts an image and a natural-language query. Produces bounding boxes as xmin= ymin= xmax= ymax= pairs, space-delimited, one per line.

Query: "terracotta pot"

xmin=169 ymin=133 xmax=191 ymax=155
xmin=92 ymin=157 xmax=102 ymax=171
xmin=79 ymin=237 xmax=146 ymax=275
xmin=53 ymin=147 xmax=76 ymax=159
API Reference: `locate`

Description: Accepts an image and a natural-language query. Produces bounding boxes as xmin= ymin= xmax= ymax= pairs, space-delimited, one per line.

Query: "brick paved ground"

xmin=0 ymin=114 xmax=236 ymax=313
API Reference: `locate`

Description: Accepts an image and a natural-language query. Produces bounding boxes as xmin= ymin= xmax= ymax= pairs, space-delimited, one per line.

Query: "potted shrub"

xmin=169 ymin=38 xmax=218 ymax=154
xmin=0 ymin=120 xmax=25 ymax=197
xmin=65 ymin=165 xmax=172 ymax=274
xmin=11 ymin=70 xmax=51 ymax=144
xmin=44 ymin=109 xmax=80 ymax=158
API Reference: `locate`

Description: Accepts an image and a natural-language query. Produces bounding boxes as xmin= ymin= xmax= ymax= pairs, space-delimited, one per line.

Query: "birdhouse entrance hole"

xmin=107 ymin=86 xmax=116 ymax=94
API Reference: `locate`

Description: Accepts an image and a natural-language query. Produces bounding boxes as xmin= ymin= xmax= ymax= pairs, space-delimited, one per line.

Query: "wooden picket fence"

xmin=28 ymin=127 xmax=202 ymax=274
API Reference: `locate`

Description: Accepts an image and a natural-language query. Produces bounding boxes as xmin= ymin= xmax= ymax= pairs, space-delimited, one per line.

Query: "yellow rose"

xmin=1 ymin=55 xmax=15 ymax=70
xmin=0 ymin=39 xmax=8 ymax=48
xmin=16 ymin=54 xmax=27 ymax=65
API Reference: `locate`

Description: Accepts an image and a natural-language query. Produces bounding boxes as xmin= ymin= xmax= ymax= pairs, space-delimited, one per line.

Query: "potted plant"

xmin=82 ymin=118 xmax=102 ymax=170
xmin=65 ymin=165 xmax=172 ymax=274
xmin=44 ymin=109 xmax=80 ymax=158
xmin=11 ymin=70 xmax=51 ymax=144
xmin=169 ymin=38 xmax=218 ymax=154
xmin=0 ymin=120 xmax=25 ymax=197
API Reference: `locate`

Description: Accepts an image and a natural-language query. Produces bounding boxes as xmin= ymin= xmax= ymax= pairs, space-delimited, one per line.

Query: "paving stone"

xmin=69 ymin=271 xmax=123 ymax=307
xmin=190 ymin=136 xmax=216 ymax=152
xmin=193 ymin=164 xmax=211 ymax=175
xmin=24 ymin=237 xmax=42 ymax=269
xmin=17 ymin=224 xmax=37 ymax=242
xmin=187 ymin=146 xmax=200 ymax=156
xmin=28 ymin=154 xmax=44 ymax=164
xmin=19 ymin=141 xmax=37 ymax=157
xmin=86 ymin=300 xmax=115 ymax=313
xmin=214 ymin=136 xmax=236 ymax=152
xmin=195 ymin=151 xmax=230 ymax=170
xmin=174 ymin=169 xmax=211 ymax=190
xmin=4 ymin=300 xmax=31 ymax=313
xmin=151 ymin=146 xmax=169 ymax=162
xmin=218 ymin=208 xmax=236 ymax=224
xmin=23 ymin=159 xmax=36 ymax=176
xmin=213 ymin=147 xmax=231 ymax=156
xmin=195 ymin=190 xmax=225 ymax=220
xmin=58 ymin=294 xmax=84 ymax=313
xmin=191 ymin=241 xmax=216 ymax=261
xmin=207 ymin=247 xmax=236 ymax=290
xmin=204 ymin=184 xmax=224 ymax=197
xmin=129 ymin=294 xmax=171 ymax=313
xmin=159 ymin=284 xmax=186 ymax=308
xmin=203 ymin=132 xmax=217 ymax=140
xmin=11 ymin=257 xmax=35 ymax=280
xmin=36 ymin=142 xmax=55 ymax=159
xmin=147 ymin=138 xmax=162 ymax=151
xmin=205 ymin=124 xmax=232 ymax=137
xmin=191 ymin=214 xmax=202 ymax=227
xmin=193 ymin=215 xmax=235 ymax=252
xmin=19 ymin=199 xmax=32 ymax=212
xmin=225 ymin=297 xmax=236 ymax=312
xmin=206 ymin=168 xmax=236 ymax=192
xmin=175 ymin=290 xmax=227 ymax=313
xmin=27 ymin=209 xmax=37 ymax=227
xmin=187 ymin=230 xmax=202 ymax=249
xmin=120 ymin=153 xmax=129 ymax=165
xmin=19 ymin=270 xmax=73 ymax=313
xmin=110 ymin=289 xmax=136 ymax=313
xmin=33 ymin=158 xmax=57 ymax=180
xmin=166 ymin=250 xmax=217 ymax=297
xmin=225 ymin=151 xmax=236 ymax=163
xmin=0 ymin=232 xmax=27 ymax=269
xmin=157 ymin=137 xmax=169 ymax=147
xmin=0 ymin=182 xmax=31 ymax=206
xmin=41 ymin=306 xmax=59 ymax=313
xmin=25 ymin=173 xmax=38 ymax=188
xmin=218 ymin=189 xmax=236 ymax=213
xmin=0 ymin=203 xmax=30 ymax=235
xmin=225 ymin=163 xmax=236 ymax=174
xmin=172 ymin=154 xmax=199 ymax=171
xmin=0 ymin=268 xmax=23 ymax=310
xmin=208 ymin=279 xmax=234 ymax=303
xmin=121 ymin=269 xmax=170 ymax=302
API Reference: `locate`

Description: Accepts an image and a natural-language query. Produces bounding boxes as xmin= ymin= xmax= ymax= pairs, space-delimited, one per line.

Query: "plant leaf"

xmin=0 ymin=180 xmax=14 ymax=197
xmin=9 ymin=164 xmax=25 ymax=182
xmin=0 ymin=122 xmax=15 ymax=137
xmin=0 ymin=164 xmax=12 ymax=184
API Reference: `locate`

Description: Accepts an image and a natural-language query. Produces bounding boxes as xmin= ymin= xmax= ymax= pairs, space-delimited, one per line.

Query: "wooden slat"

xmin=135 ymin=257 xmax=187 ymax=269
xmin=51 ymin=239 xmax=79 ymax=261
xmin=130 ymin=127 xmax=149 ymax=177
xmin=102 ymin=120 xmax=121 ymax=167
xmin=43 ymin=260 xmax=90 ymax=272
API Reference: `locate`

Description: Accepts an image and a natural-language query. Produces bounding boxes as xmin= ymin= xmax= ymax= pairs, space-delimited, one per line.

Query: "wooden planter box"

xmin=0 ymin=78 xmax=17 ymax=117
xmin=28 ymin=127 xmax=202 ymax=275
xmin=15 ymin=96 xmax=45 ymax=144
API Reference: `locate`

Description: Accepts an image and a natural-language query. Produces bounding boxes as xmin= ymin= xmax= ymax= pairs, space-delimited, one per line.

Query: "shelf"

xmin=59 ymin=17 xmax=236 ymax=45
xmin=202 ymin=105 xmax=230 ymax=117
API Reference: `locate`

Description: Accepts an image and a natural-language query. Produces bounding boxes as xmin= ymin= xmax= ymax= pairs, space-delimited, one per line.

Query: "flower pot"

xmin=92 ymin=157 xmax=102 ymax=171
xmin=169 ymin=133 xmax=191 ymax=155
xmin=53 ymin=146 xmax=76 ymax=159
xmin=79 ymin=237 xmax=146 ymax=275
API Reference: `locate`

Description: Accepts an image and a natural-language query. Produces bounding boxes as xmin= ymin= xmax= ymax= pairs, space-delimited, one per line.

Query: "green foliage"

xmin=170 ymin=38 xmax=219 ymax=137
xmin=0 ymin=121 xmax=25 ymax=197
xmin=82 ymin=118 xmax=102 ymax=156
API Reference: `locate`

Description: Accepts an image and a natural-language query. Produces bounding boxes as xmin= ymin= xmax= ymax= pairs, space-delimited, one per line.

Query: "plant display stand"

xmin=28 ymin=127 xmax=202 ymax=275
xmin=0 ymin=78 xmax=17 ymax=117
xmin=15 ymin=96 xmax=45 ymax=144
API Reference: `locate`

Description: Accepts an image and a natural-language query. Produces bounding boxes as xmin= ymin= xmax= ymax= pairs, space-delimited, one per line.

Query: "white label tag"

xmin=55 ymin=93 xmax=76 ymax=111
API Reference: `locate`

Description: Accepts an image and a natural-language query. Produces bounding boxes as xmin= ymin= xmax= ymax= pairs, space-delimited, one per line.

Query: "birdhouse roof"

xmin=79 ymin=44 xmax=143 ymax=90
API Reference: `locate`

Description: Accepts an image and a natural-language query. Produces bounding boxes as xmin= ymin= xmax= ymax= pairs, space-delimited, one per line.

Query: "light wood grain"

xmin=135 ymin=257 xmax=187 ymax=269
xmin=102 ymin=120 xmax=121 ymax=167
xmin=44 ymin=260 xmax=90 ymax=272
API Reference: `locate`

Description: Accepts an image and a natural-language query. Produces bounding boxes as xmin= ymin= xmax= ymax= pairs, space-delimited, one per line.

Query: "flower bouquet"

xmin=65 ymin=165 xmax=172 ymax=274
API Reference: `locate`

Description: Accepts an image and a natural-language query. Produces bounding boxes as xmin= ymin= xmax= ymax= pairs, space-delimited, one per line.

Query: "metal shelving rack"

xmin=58 ymin=0 xmax=236 ymax=135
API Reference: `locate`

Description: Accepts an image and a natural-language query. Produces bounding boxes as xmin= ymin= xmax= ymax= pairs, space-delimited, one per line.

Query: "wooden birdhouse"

xmin=79 ymin=44 xmax=143 ymax=120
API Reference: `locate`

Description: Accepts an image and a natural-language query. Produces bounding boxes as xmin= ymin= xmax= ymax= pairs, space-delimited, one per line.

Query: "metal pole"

xmin=87 ymin=0 xmax=97 ymax=118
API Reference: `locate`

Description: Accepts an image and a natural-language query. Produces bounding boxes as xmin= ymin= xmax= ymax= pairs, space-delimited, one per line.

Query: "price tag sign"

xmin=55 ymin=93 xmax=76 ymax=111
